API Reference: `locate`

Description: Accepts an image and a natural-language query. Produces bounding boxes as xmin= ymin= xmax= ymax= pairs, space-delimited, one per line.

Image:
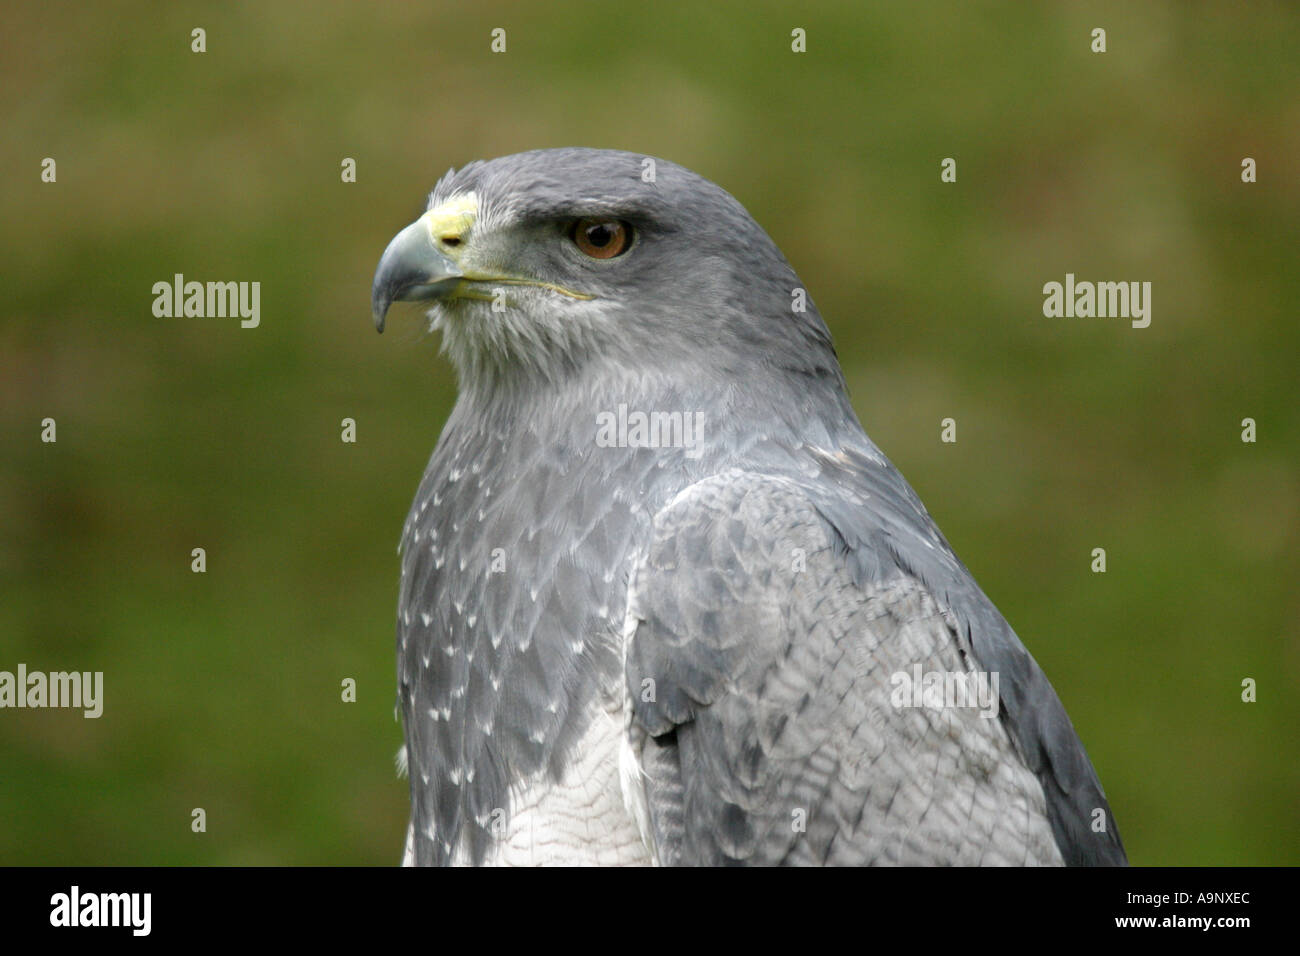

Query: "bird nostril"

xmin=440 ymin=236 xmax=461 ymax=247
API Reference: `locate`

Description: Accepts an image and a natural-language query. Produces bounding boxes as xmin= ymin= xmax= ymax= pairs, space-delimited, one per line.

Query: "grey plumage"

xmin=373 ymin=147 xmax=1126 ymax=866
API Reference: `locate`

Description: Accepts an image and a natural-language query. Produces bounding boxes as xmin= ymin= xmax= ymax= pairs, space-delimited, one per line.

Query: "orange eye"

xmin=572 ymin=219 xmax=632 ymax=259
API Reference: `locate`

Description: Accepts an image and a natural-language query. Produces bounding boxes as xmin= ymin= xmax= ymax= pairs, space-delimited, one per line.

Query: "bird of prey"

xmin=371 ymin=147 xmax=1126 ymax=866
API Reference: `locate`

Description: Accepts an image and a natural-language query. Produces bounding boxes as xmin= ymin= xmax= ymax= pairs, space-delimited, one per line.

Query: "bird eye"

xmin=571 ymin=219 xmax=632 ymax=259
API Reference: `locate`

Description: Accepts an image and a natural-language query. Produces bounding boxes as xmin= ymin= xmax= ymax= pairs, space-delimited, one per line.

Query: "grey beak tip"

xmin=369 ymin=217 xmax=462 ymax=334
xmin=372 ymin=289 xmax=390 ymax=333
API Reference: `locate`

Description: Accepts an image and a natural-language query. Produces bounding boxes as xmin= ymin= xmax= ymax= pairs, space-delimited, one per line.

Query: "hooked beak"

xmin=371 ymin=195 xmax=477 ymax=332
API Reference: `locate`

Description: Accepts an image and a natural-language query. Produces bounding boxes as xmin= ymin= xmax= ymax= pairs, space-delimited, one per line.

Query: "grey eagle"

xmin=370 ymin=147 xmax=1126 ymax=866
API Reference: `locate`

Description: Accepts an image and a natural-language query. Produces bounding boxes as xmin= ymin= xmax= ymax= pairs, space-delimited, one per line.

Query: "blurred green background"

xmin=1 ymin=1 xmax=1296 ymax=865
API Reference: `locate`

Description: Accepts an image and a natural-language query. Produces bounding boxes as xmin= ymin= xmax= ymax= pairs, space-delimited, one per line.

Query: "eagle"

xmin=370 ymin=147 xmax=1126 ymax=866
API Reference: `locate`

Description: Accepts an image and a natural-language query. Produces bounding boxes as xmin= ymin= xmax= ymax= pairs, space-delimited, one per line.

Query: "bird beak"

xmin=371 ymin=196 xmax=477 ymax=332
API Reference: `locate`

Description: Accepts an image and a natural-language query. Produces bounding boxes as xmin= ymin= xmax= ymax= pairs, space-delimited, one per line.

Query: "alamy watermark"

xmin=152 ymin=273 xmax=260 ymax=328
xmin=595 ymin=403 xmax=705 ymax=459
xmin=0 ymin=664 xmax=103 ymax=718
xmin=1042 ymin=273 xmax=1151 ymax=328
xmin=890 ymin=664 xmax=1000 ymax=718
xmin=50 ymin=886 xmax=150 ymax=936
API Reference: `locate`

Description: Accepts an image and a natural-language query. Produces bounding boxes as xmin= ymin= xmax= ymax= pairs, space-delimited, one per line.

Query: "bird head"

xmin=371 ymin=148 xmax=842 ymax=394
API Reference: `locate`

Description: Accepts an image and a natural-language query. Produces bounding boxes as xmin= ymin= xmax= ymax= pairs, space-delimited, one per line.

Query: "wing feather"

xmin=624 ymin=468 xmax=1124 ymax=865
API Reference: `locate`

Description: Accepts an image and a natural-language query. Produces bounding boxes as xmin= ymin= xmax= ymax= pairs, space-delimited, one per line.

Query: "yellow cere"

xmin=420 ymin=192 xmax=479 ymax=244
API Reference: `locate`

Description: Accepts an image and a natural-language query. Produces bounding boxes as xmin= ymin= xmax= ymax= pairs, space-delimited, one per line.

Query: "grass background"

xmin=1 ymin=1 xmax=1296 ymax=865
